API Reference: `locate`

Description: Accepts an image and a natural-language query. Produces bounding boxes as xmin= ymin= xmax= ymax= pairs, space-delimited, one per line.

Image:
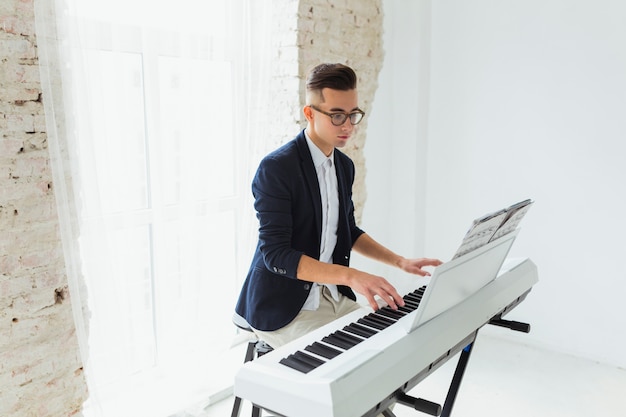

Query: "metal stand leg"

xmin=440 ymin=342 xmax=475 ymax=417
xmin=232 ymin=341 xmax=260 ymax=417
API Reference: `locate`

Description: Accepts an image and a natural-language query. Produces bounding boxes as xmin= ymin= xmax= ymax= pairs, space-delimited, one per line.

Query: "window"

xmin=57 ymin=2 xmax=264 ymax=415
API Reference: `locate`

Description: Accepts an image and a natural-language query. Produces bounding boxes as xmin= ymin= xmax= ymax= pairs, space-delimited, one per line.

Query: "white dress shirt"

xmin=301 ymin=131 xmax=340 ymax=310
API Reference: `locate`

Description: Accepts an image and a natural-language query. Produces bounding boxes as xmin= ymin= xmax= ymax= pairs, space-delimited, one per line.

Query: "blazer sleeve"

xmin=252 ymin=154 xmax=306 ymax=280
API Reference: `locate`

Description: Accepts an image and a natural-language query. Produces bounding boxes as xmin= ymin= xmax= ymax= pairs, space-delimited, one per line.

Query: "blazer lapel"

xmin=333 ymin=152 xmax=349 ymax=247
xmin=296 ymin=134 xmax=323 ymax=240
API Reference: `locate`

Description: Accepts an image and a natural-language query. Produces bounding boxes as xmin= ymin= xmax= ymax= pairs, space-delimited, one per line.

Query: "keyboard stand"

xmin=372 ymin=314 xmax=531 ymax=417
xmin=364 ymin=330 xmax=476 ymax=417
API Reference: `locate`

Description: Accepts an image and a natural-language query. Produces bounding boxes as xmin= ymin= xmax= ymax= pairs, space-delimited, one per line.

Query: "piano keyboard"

xmin=279 ymin=285 xmax=428 ymax=373
xmin=235 ymin=258 xmax=537 ymax=417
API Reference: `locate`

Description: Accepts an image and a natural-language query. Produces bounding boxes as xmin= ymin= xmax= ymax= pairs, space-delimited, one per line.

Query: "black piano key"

xmin=373 ymin=311 xmax=396 ymax=322
xmin=365 ymin=312 xmax=394 ymax=328
xmin=405 ymin=291 xmax=423 ymax=300
xmin=411 ymin=287 xmax=424 ymax=295
xmin=411 ymin=289 xmax=425 ymax=298
xmin=305 ymin=342 xmax=342 ymax=359
xmin=279 ymin=354 xmax=317 ymax=373
xmin=398 ymin=305 xmax=415 ymax=314
xmin=357 ymin=316 xmax=388 ymax=330
xmin=322 ymin=333 xmax=356 ymax=350
xmin=382 ymin=305 xmax=408 ymax=315
xmin=401 ymin=286 xmax=426 ymax=311
xmin=383 ymin=306 xmax=408 ymax=319
xmin=404 ymin=293 xmax=422 ymax=303
xmin=332 ymin=330 xmax=363 ymax=346
xmin=376 ymin=308 xmax=404 ymax=320
xmin=293 ymin=350 xmax=325 ymax=368
xmin=343 ymin=323 xmax=377 ymax=338
xmin=367 ymin=313 xmax=395 ymax=327
xmin=411 ymin=285 xmax=426 ymax=295
xmin=404 ymin=299 xmax=422 ymax=309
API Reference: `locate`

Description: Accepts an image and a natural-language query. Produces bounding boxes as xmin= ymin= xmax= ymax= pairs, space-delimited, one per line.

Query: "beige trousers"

xmin=251 ymin=285 xmax=363 ymax=349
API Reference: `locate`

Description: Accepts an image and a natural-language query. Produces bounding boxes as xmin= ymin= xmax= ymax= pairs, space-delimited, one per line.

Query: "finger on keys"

xmin=384 ymin=294 xmax=397 ymax=310
xmin=366 ymin=295 xmax=379 ymax=311
xmin=388 ymin=288 xmax=405 ymax=310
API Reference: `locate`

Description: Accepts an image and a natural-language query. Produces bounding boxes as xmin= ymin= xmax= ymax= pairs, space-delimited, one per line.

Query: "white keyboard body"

xmin=234 ymin=258 xmax=538 ymax=417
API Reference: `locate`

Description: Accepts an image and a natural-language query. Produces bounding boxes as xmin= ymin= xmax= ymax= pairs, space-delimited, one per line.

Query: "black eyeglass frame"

xmin=309 ymin=104 xmax=366 ymax=126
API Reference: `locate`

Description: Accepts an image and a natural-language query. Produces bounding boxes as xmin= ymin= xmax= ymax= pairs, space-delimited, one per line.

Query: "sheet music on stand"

xmin=452 ymin=199 xmax=533 ymax=259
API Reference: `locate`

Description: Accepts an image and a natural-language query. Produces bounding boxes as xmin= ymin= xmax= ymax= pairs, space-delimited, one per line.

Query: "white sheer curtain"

xmin=35 ymin=0 xmax=274 ymax=416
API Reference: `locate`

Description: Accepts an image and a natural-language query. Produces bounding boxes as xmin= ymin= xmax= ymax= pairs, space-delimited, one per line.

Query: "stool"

xmin=231 ymin=313 xmax=273 ymax=417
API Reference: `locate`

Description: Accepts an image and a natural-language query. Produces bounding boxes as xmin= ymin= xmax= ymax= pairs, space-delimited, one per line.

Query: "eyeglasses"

xmin=309 ymin=104 xmax=365 ymax=126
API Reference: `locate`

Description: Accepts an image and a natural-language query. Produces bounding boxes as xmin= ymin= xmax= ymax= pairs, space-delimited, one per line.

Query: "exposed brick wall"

xmin=0 ymin=0 xmax=87 ymax=416
xmin=298 ymin=0 xmax=384 ymax=224
xmin=0 ymin=0 xmax=383 ymax=415
xmin=266 ymin=0 xmax=384 ymax=224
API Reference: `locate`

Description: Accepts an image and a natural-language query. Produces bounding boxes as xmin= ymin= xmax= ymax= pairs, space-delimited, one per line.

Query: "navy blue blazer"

xmin=235 ymin=130 xmax=365 ymax=331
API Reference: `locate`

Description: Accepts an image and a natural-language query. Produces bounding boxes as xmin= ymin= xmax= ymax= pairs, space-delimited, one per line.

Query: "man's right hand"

xmin=346 ymin=270 xmax=405 ymax=311
xmin=297 ymin=255 xmax=404 ymax=311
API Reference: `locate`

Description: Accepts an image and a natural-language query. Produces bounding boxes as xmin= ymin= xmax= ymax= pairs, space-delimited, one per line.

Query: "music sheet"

xmin=452 ymin=199 xmax=533 ymax=259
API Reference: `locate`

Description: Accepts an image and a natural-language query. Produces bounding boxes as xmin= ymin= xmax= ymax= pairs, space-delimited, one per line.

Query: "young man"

xmin=235 ymin=63 xmax=441 ymax=349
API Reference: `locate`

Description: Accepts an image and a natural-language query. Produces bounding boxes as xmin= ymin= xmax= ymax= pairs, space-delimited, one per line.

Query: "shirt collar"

xmin=304 ymin=129 xmax=334 ymax=169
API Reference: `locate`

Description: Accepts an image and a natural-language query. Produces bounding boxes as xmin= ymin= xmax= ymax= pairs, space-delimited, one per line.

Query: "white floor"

xmin=202 ymin=331 xmax=626 ymax=417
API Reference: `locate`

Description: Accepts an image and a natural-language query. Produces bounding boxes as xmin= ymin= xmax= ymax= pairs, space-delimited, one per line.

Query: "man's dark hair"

xmin=306 ymin=63 xmax=357 ymax=102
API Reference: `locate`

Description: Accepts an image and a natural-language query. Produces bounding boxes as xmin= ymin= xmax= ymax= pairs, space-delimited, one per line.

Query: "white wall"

xmin=363 ymin=0 xmax=626 ymax=369
xmin=356 ymin=0 xmax=431 ymax=286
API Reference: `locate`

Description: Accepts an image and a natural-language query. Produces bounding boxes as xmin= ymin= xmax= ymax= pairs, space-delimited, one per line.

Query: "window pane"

xmin=86 ymin=224 xmax=155 ymax=385
xmin=157 ymin=56 xmax=234 ymax=204
xmin=84 ymin=50 xmax=149 ymax=213
xmin=152 ymin=209 xmax=237 ymax=366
